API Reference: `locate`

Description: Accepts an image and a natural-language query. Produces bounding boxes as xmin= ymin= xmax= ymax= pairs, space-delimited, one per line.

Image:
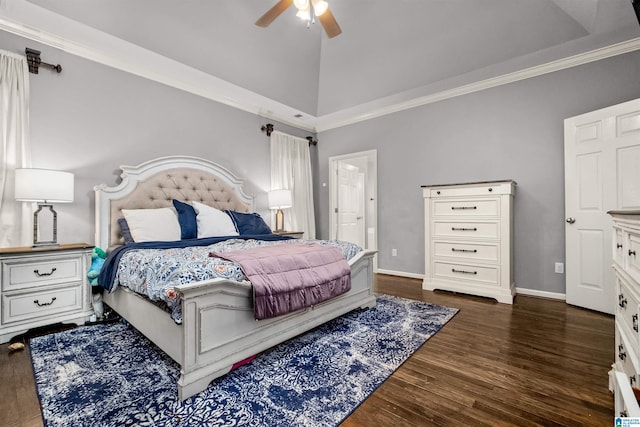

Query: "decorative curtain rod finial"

xmin=261 ymin=123 xmax=274 ymax=136
xmin=306 ymin=136 xmax=318 ymax=146
xmin=25 ymin=48 xmax=62 ymax=74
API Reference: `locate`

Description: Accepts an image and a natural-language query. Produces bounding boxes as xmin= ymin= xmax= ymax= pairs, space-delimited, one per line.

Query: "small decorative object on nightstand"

xmin=273 ymin=230 xmax=304 ymax=239
xmin=0 ymin=243 xmax=93 ymax=343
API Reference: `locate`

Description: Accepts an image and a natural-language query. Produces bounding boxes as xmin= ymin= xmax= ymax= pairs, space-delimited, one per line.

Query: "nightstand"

xmin=0 ymin=243 xmax=93 ymax=343
xmin=273 ymin=231 xmax=304 ymax=239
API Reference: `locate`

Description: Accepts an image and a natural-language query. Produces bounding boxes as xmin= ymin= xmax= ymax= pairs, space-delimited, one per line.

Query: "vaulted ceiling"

xmin=4 ymin=0 xmax=640 ymax=129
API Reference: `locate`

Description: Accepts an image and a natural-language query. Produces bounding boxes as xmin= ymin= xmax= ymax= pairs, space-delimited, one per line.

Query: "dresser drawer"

xmin=433 ymin=221 xmax=499 ymax=240
xmin=428 ymin=183 xmax=508 ymax=198
xmin=616 ymin=325 xmax=640 ymax=384
xmin=614 ymin=228 xmax=625 ymax=266
xmin=2 ymin=285 xmax=83 ymax=324
xmin=629 ymin=233 xmax=640 ymax=283
xmin=433 ymin=241 xmax=499 ymax=263
xmin=617 ymin=274 xmax=640 ymax=342
xmin=1 ymin=254 xmax=84 ymax=292
xmin=432 ymin=198 xmax=499 ymax=217
xmin=432 ymin=261 xmax=499 ymax=286
xmin=614 ymin=370 xmax=640 ymax=418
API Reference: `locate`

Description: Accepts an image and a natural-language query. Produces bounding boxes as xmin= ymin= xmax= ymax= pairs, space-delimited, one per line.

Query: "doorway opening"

xmin=329 ymin=150 xmax=378 ymax=271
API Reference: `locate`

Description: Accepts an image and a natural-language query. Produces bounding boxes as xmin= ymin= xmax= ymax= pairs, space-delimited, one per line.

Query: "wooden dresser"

xmin=0 ymin=243 xmax=93 ymax=343
xmin=422 ymin=180 xmax=516 ymax=303
xmin=609 ymin=210 xmax=640 ymax=417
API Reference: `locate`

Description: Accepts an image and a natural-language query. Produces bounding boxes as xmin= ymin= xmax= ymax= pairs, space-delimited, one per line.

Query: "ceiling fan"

xmin=255 ymin=0 xmax=342 ymax=38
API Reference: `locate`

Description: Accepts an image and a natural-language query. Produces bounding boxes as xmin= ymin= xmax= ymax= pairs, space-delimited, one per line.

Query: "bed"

xmin=94 ymin=155 xmax=376 ymax=401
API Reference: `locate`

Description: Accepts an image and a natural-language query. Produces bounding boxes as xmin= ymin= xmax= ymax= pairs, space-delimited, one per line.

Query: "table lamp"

xmin=268 ymin=189 xmax=292 ymax=232
xmin=14 ymin=168 xmax=74 ymax=247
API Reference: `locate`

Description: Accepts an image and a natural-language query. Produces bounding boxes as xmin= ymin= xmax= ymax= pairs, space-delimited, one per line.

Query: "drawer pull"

xmin=630 ymin=249 xmax=637 ymax=257
xmin=631 ymin=375 xmax=637 ymax=386
xmin=617 ymin=243 xmax=623 ymax=249
xmin=451 ymin=206 xmax=477 ymax=210
xmin=621 ymin=410 xmax=628 ymax=418
xmin=452 ymin=248 xmax=478 ymax=253
xmin=33 ymin=297 xmax=56 ymax=307
xmin=619 ymin=344 xmax=627 ymax=361
xmin=34 ymin=267 xmax=57 ymax=277
xmin=633 ymin=314 xmax=638 ymax=332
xmin=452 ymin=268 xmax=477 ymax=275
xmin=619 ymin=294 xmax=628 ymax=308
xmin=451 ymin=227 xmax=477 ymax=232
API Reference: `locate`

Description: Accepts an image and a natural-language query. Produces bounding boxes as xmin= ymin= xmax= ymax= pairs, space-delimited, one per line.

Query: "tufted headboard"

xmin=94 ymin=156 xmax=253 ymax=249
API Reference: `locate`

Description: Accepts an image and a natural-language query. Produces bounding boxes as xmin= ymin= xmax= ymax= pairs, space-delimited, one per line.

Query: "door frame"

xmin=329 ymin=150 xmax=378 ymax=271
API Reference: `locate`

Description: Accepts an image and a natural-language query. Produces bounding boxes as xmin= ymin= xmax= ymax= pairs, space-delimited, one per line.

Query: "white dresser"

xmin=609 ymin=210 xmax=640 ymax=417
xmin=422 ymin=180 xmax=516 ymax=303
xmin=0 ymin=243 xmax=93 ymax=343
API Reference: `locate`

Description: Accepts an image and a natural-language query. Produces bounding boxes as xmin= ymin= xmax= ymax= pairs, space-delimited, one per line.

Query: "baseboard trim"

xmin=376 ymin=269 xmax=424 ymax=280
xmin=376 ymin=270 xmax=567 ymax=301
xmin=515 ymin=287 xmax=566 ymax=301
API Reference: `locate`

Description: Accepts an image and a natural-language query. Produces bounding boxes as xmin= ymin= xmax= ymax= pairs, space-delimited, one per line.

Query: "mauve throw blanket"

xmin=210 ymin=242 xmax=351 ymax=320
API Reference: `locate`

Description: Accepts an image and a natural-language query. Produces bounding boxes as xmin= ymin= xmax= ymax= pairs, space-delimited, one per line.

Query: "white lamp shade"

xmin=15 ymin=168 xmax=74 ymax=203
xmin=268 ymin=189 xmax=292 ymax=209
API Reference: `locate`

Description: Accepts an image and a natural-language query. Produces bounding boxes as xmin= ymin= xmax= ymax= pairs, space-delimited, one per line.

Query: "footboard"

xmin=175 ymin=249 xmax=376 ymax=401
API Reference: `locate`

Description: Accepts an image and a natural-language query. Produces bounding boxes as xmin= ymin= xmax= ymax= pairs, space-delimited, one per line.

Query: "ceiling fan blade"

xmin=255 ymin=0 xmax=293 ymax=27
xmin=318 ymin=7 xmax=342 ymax=38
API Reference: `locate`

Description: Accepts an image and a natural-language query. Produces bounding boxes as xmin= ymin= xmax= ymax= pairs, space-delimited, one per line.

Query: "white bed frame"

xmin=94 ymin=155 xmax=376 ymax=401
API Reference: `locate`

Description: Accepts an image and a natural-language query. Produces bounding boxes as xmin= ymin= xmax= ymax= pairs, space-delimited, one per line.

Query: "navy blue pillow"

xmin=172 ymin=199 xmax=198 ymax=239
xmin=225 ymin=210 xmax=273 ymax=235
xmin=117 ymin=217 xmax=135 ymax=244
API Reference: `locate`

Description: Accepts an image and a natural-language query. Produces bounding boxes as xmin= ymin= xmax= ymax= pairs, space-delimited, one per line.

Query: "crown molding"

xmin=2 ymin=0 xmax=639 ymax=135
xmin=314 ymin=36 xmax=640 ymax=131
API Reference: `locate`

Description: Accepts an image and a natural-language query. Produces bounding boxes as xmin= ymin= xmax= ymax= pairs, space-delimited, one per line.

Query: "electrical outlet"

xmin=392 ymin=248 xmax=398 ymax=257
xmin=555 ymin=262 xmax=564 ymax=274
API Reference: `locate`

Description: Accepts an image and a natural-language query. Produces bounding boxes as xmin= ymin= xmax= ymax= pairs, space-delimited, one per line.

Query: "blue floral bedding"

xmin=110 ymin=238 xmax=362 ymax=323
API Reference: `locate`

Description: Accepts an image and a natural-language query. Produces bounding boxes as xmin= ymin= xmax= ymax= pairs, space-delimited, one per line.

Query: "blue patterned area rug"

xmin=30 ymin=294 xmax=458 ymax=426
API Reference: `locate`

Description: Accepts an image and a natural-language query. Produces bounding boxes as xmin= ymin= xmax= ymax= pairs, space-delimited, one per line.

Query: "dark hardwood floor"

xmin=0 ymin=274 xmax=614 ymax=426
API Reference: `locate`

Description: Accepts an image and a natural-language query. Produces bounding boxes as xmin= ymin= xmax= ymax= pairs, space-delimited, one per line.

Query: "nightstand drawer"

xmin=2 ymin=285 xmax=83 ymax=324
xmin=2 ymin=254 xmax=84 ymax=291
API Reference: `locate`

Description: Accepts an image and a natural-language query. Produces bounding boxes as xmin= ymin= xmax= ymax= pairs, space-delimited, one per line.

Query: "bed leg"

xmin=177 ymin=365 xmax=233 ymax=401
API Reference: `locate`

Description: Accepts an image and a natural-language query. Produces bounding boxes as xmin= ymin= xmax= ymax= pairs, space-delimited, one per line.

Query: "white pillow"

xmin=121 ymin=208 xmax=181 ymax=242
xmin=192 ymin=201 xmax=239 ymax=238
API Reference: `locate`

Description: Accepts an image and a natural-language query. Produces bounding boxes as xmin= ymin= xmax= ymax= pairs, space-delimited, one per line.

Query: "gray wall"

xmin=316 ymin=50 xmax=640 ymax=294
xmin=2 ymin=29 xmax=639 ymax=295
xmin=1 ymin=31 xmax=313 ymax=246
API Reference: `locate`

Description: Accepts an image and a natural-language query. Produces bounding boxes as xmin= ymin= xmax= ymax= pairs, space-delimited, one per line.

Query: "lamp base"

xmin=32 ymin=203 xmax=59 ymax=247
xmin=274 ymin=209 xmax=285 ymax=232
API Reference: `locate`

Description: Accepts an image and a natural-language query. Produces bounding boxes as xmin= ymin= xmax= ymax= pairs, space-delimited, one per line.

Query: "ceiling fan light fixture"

xmin=293 ymin=0 xmax=309 ymax=10
xmin=296 ymin=5 xmax=311 ymax=20
xmin=311 ymin=0 xmax=328 ymax=16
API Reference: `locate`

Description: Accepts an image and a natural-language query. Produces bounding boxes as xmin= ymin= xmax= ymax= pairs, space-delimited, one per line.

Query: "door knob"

xmin=566 ymin=217 xmax=576 ymax=224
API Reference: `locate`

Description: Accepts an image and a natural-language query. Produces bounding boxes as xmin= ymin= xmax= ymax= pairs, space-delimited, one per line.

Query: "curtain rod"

xmin=25 ymin=48 xmax=62 ymax=74
xmin=261 ymin=123 xmax=318 ymax=146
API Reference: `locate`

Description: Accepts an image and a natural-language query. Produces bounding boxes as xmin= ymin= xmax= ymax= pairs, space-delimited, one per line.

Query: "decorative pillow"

xmin=172 ymin=199 xmax=198 ymax=239
xmin=117 ymin=218 xmax=135 ymax=244
xmin=121 ymin=208 xmax=181 ymax=242
xmin=192 ymin=201 xmax=239 ymax=238
xmin=225 ymin=210 xmax=273 ymax=235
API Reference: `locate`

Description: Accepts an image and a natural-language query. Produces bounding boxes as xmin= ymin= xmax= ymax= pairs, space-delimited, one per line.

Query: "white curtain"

xmin=0 ymin=50 xmax=31 ymax=247
xmin=270 ymin=130 xmax=316 ymax=239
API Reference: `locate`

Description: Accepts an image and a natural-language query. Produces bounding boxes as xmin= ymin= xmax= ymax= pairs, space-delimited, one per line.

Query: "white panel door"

xmin=337 ymin=162 xmax=365 ymax=248
xmin=564 ymin=98 xmax=640 ymax=314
